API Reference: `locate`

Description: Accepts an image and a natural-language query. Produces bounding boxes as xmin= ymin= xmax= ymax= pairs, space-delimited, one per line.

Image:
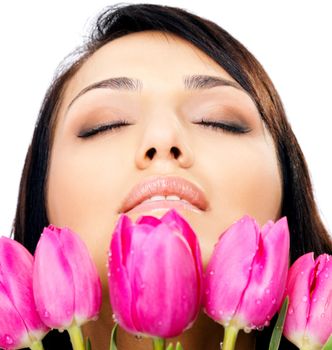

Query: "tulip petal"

xmin=236 ymin=217 xmax=289 ymax=327
xmin=132 ymin=223 xmax=199 ymax=337
xmin=204 ymin=216 xmax=260 ymax=326
xmin=0 ymin=282 xmax=31 ymax=349
xmin=305 ymin=254 xmax=332 ymax=346
xmin=283 ymin=253 xmax=315 ymax=348
xmin=0 ymin=237 xmax=48 ymax=340
xmin=109 ymin=215 xmax=136 ymax=332
xmin=33 ymin=228 xmax=75 ymax=329
xmin=59 ymin=228 xmax=102 ymax=326
xmin=136 ymin=215 xmax=161 ymax=227
xmin=161 ymin=209 xmax=203 ymax=301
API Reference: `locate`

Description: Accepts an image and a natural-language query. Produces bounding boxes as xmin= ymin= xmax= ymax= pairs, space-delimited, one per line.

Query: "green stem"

xmin=29 ymin=340 xmax=45 ymax=350
xmin=67 ymin=324 xmax=85 ymax=350
xmin=153 ymin=337 xmax=166 ymax=350
xmin=222 ymin=326 xmax=239 ymax=350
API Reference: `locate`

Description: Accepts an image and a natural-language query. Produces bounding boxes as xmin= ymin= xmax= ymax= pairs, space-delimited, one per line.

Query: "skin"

xmin=46 ymin=31 xmax=282 ymax=349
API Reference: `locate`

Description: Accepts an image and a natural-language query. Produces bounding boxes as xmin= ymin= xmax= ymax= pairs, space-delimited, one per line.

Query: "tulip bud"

xmin=283 ymin=253 xmax=332 ymax=350
xmin=108 ymin=209 xmax=203 ymax=338
xmin=0 ymin=237 xmax=49 ymax=349
xmin=204 ymin=215 xmax=290 ymax=332
xmin=33 ymin=225 xmax=102 ymax=330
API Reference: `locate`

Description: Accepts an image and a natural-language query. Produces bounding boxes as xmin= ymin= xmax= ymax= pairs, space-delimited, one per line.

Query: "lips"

xmin=119 ymin=176 xmax=209 ymax=214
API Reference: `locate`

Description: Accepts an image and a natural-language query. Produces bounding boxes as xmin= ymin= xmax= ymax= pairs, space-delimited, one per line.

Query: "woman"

xmin=12 ymin=4 xmax=331 ymax=350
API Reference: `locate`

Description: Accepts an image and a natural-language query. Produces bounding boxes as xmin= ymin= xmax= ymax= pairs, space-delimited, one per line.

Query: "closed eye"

xmin=194 ymin=118 xmax=251 ymax=134
xmin=77 ymin=120 xmax=131 ymax=138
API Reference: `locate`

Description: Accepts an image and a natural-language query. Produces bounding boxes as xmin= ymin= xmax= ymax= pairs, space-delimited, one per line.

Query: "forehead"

xmin=60 ymin=31 xmax=237 ymax=108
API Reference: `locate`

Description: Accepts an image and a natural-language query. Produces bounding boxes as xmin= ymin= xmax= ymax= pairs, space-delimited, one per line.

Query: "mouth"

xmin=119 ymin=176 xmax=209 ymax=215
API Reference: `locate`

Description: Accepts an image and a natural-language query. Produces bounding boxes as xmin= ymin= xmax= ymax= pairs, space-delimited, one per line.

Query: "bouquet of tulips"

xmin=1 ymin=209 xmax=332 ymax=350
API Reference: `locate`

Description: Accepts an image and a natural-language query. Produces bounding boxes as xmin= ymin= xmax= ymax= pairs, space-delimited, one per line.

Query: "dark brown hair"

xmin=12 ymin=4 xmax=331 ymax=349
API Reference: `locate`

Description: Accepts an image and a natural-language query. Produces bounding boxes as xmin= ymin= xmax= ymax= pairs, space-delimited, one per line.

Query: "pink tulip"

xmin=283 ymin=253 xmax=332 ymax=350
xmin=0 ymin=237 xmax=49 ymax=349
xmin=108 ymin=209 xmax=203 ymax=338
xmin=204 ymin=215 xmax=289 ymax=331
xmin=33 ymin=225 xmax=102 ymax=330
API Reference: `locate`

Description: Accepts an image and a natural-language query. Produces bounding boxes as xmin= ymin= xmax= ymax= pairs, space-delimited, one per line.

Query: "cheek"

xmin=46 ymin=138 xmax=131 ymax=280
xmin=201 ymin=135 xmax=282 ymax=225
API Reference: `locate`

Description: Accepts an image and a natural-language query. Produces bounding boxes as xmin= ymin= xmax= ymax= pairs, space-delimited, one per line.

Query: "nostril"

xmin=145 ymin=147 xmax=181 ymax=160
xmin=146 ymin=148 xmax=156 ymax=159
xmin=171 ymin=146 xmax=181 ymax=158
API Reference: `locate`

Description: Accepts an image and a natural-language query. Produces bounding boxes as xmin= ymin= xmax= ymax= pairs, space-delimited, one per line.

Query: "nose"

xmin=134 ymin=115 xmax=194 ymax=170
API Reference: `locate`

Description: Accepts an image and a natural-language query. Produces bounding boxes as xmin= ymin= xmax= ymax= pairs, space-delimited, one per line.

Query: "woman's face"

xmin=46 ymin=31 xmax=282 ymax=283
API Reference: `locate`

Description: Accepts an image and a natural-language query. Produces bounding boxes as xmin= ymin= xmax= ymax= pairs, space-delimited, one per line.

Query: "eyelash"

xmin=78 ymin=120 xmax=131 ymax=138
xmin=195 ymin=118 xmax=251 ymax=134
xmin=78 ymin=118 xmax=250 ymax=138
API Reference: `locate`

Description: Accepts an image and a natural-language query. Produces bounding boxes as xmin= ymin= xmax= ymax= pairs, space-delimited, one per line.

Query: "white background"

xmin=0 ymin=1 xmax=331 ymax=237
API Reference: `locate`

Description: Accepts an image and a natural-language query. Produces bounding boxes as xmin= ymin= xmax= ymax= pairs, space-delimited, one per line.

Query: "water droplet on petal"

xmin=257 ymin=325 xmax=264 ymax=331
xmin=288 ymin=308 xmax=294 ymax=315
xmin=66 ymin=310 xmax=71 ymax=316
xmin=92 ymin=315 xmax=98 ymax=321
xmin=302 ymin=296 xmax=308 ymax=302
xmin=325 ymin=273 xmax=329 ymax=278
xmin=209 ymin=270 xmax=215 ymax=276
xmin=300 ymin=271 xmax=304 ymax=275
xmin=158 ymin=321 xmax=162 ymax=326
xmin=210 ymin=309 xmax=216 ymax=315
xmin=313 ymin=297 xmax=317 ymax=303
xmin=244 ymin=326 xmax=252 ymax=333
xmin=43 ymin=310 xmax=50 ymax=318
xmin=265 ymin=288 xmax=270 ymax=295
xmin=248 ymin=266 xmax=252 ymax=271
xmin=264 ymin=320 xmax=270 ymax=327
xmin=218 ymin=310 xmax=224 ymax=316
xmin=108 ymin=251 xmax=112 ymax=257
xmin=303 ymin=335 xmax=309 ymax=341
xmin=130 ymin=249 xmax=134 ymax=255
xmin=255 ymin=299 xmax=262 ymax=305
xmin=272 ymin=298 xmax=276 ymax=304
xmin=116 ymin=267 xmax=120 ymax=273
xmin=5 ymin=335 xmax=14 ymax=345
xmin=205 ymin=289 xmax=210 ymax=295
xmin=321 ymin=313 xmax=325 ymax=318
xmin=107 ymin=272 xmax=111 ymax=277
xmin=112 ymin=313 xmax=118 ymax=322
xmin=59 ymin=328 xmax=64 ymax=333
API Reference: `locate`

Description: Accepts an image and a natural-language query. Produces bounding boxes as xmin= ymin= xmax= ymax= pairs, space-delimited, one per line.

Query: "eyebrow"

xmin=183 ymin=74 xmax=243 ymax=91
xmin=66 ymin=74 xmax=245 ymax=112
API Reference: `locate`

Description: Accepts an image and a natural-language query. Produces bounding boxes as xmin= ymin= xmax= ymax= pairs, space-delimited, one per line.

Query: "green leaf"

xmin=166 ymin=343 xmax=174 ymax=350
xmin=109 ymin=323 xmax=118 ymax=350
xmin=322 ymin=333 xmax=332 ymax=350
xmin=153 ymin=338 xmax=166 ymax=350
xmin=85 ymin=337 xmax=92 ymax=350
xmin=175 ymin=342 xmax=184 ymax=350
xmin=268 ymin=297 xmax=289 ymax=350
